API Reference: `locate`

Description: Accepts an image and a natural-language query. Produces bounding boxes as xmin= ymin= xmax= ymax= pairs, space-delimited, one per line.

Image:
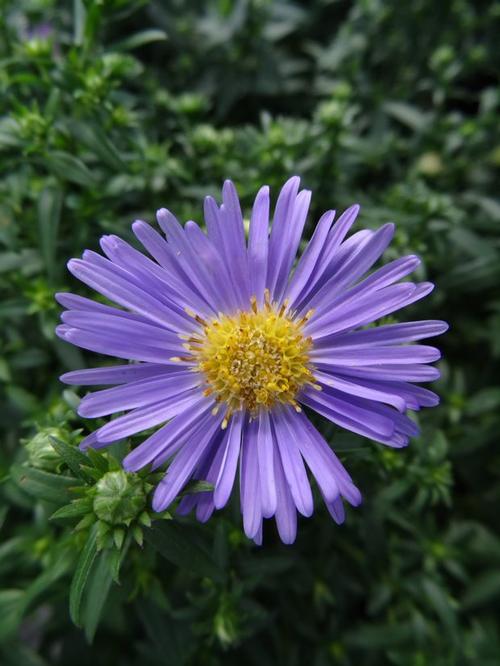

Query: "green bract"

xmin=93 ymin=471 xmax=147 ymax=526
xmin=24 ymin=427 xmax=64 ymax=471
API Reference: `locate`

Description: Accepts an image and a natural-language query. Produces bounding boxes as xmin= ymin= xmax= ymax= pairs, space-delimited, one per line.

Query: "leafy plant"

xmin=0 ymin=0 xmax=499 ymax=664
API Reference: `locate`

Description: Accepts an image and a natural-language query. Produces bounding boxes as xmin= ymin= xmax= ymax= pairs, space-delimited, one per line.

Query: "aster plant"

xmin=56 ymin=177 xmax=447 ymax=544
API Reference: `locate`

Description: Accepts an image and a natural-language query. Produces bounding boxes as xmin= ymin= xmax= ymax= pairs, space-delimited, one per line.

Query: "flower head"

xmin=57 ymin=177 xmax=447 ymax=544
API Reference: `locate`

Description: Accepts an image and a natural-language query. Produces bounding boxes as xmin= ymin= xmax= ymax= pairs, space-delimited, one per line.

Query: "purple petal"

xmin=184 ymin=221 xmax=235 ymax=312
xmin=56 ymin=292 xmax=151 ymax=324
xmin=247 ymin=185 xmax=270 ymax=305
xmin=316 ymin=320 xmax=449 ymax=349
xmin=266 ymin=176 xmax=301 ymax=297
xmin=256 ymin=410 xmax=277 ymax=518
xmin=293 ymin=205 xmax=362 ymax=308
xmin=203 ymin=195 xmax=244 ymax=308
xmin=379 ymin=381 xmax=439 ymax=409
xmin=175 ymin=430 xmax=226 ymax=522
xmin=132 ymin=220 xmax=211 ymax=315
xmin=60 ymin=363 xmax=176 ymax=386
xmin=303 ymin=223 xmax=395 ymax=313
xmin=194 ymin=432 xmax=227 ymax=523
xmin=306 ymin=254 xmax=420 ymax=317
xmin=294 ymin=412 xmax=362 ymax=506
xmin=123 ymin=397 xmax=214 ymax=471
xmin=284 ymin=209 xmax=335 ymax=308
xmin=300 ymin=387 xmax=396 ymax=444
xmin=311 ymin=344 xmax=441 ymax=367
xmin=101 ymin=232 xmax=210 ymax=317
xmin=67 ymin=257 xmax=189 ymax=333
xmin=79 ymin=431 xmax=101 ymax=451
xmin=273 ymin=445 xmax=297 ymax=544
xmin=318 ymin=363 xmax=441 ymax=383
xmin=78 ymin=372 xmax=200 ymax=418
xmin=271 ymin=409 xmax=314 ymax=517
xmin=322 ymin=384 xmax=419 ymax=437
xmin=61 ymin=310 xmax=182 ymax=350
xmin=273 ymin=189 xmax=312 ymax=303
xmin=321 ymin=228 xmax=373 ymax=279
xmin=324 ymin=496 xmax=346 ymax=525
xmin=306 ymin=283 xmax=416 ymax=339
xmin=214 ymin=411 xmax=244 ymax=509
xmin=286 ymin=413 xmax=339 ymax=502
xmin=96 ymin=388 xmax=201 ymax=443
xmin=156 ymin=209 xmax=223 ymax=314
xmin=152 ymin=412 xmax=223 ymax=512
xmin=252 ymin=522 xmax=263 ymax=546
xmin=220 ymin=180 xmax=250 ymax=303
xmin=240 ymin=419 xmax=262 ymax=539
xmin=315 ymin=371 xmax=407 ymax=412
xmin=57 ymin=327 xmax=185 ymax=365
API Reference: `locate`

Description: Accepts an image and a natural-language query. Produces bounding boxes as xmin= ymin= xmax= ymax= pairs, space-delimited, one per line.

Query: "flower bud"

xmin=93 ymin=471 xmax=147 ymax=526
xmin=25 ymin=428 xmax=64 ymax=471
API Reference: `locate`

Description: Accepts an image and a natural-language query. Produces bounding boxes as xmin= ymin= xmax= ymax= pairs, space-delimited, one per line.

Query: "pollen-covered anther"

xmin=185 ymin=307 xmax=208 ymax=327
xmin=192 ymin=302 xmax=315 ymax=415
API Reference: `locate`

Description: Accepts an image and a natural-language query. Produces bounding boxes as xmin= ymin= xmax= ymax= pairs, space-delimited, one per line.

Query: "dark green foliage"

xmin=0 ymin=1 xmax=499 ymax=664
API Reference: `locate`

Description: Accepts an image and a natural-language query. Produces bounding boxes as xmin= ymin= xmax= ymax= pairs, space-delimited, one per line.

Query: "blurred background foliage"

xmin=0 ymin=0 xmax=499 ymax=664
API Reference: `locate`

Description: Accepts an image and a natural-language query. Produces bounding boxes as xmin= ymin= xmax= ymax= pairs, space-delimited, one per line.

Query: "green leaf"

xmin=69 ymin=122 xmax=127 ymax=172
xmin=0 ymin=250 xmax=42 ymax=275
xmin=137 ymin=600 xmax=191 ymax=665
xmin=79 ymin=465 xmax=104 ymax=482
xmin=113 ymin=527 xmax=125 ymax=550
xmin=80 ymin=540 xmax=129 ymax=642
xmin=37 ymin=186 xmax=63 ymax=281
xmin=462 ymin=571 xmax=500 ymax=609
xmin=1 ymin=643 xmax=50 ymax=666
xmin=0 ymin=117 xmax=21 ymax=149
xmin=49 ymin=435 xmax=91 ymax=481
xmin=86 ymin=448 xmax=109 ymax=473
xmin=144 ymin=523 xmax=222 ymax=582
xmin=466 ymin=388 xmax=500 ymax=416
xmin=180 ymin=480 xmax=214 ymax=497
xmin=45 ymin=151 xmax=97 ymax=187
xmin=10 ymin=465 xmax=75 ymax=505
xmin=50 ymin=498 xmax=92 ymax=521
xmin=346 ymin=621 xmax=414 ymax=648
xmin=16 ymin=551 xmax=73 ymax=620
xmin=73 ymin=0 xmax=86 ymax=46
xmin=383 ymin=101 xmax=430 ymax=132
xmin=0 ymin=589 xmax=24 ymax=642
xmin=422 ymin=578 xmax=458 ymax=641
xmin=112 ymin=29 xmax=168 ymax=52
xmin=107 ymin=547 xmax=123 ymax=583
xmin=69 ymin=525 xmax=99 ymax=627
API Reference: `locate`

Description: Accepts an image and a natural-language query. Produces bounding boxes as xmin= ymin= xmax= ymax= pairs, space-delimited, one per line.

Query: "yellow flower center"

xmin=184 ymin=297 xmax=316 ymax=423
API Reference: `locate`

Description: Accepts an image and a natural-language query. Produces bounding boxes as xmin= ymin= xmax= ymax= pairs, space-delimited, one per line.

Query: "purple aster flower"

xmin=25 ymin=21 xmax=54 ymax=40
xmin=56 ymin=177 xmax=447 ymax=544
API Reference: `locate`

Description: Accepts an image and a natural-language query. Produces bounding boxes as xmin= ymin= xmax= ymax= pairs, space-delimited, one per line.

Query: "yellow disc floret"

xmin=186 ymin=298 xmax=316 ymax=420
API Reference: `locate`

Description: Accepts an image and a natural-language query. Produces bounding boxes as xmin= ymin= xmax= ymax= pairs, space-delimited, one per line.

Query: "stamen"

xmin=185 ymin=307 xmax=208 ymax=326
xmin=178 ymin=334 xmax=204 ymax=343
xmin=191 ymin=299 xmax=316 ymax=415
xmin=279 ymin=299 xmax=290 ymax=317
